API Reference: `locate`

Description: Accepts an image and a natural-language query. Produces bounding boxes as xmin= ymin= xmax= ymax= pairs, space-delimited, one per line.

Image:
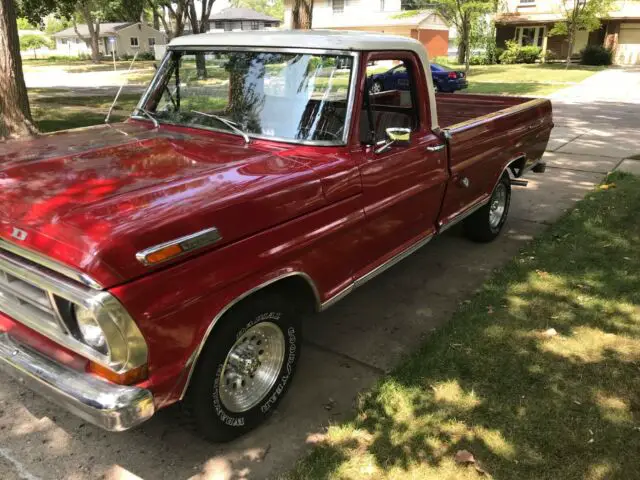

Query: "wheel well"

xmin=507 ymin=156 xmax=527 ymax=178
xmin=180 ymin=273 xmax=319 ymax=399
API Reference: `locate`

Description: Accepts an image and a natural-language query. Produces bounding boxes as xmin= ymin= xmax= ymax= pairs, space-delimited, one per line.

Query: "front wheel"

xmin=183 ymin=291 xmax=302 ymax=442
xmin=463 ymin=173 xmax=511 ymax=243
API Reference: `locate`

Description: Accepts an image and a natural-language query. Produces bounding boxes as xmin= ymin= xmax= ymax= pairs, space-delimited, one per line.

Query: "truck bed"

xmin=436 ymin=93 xmax=532 ymax=129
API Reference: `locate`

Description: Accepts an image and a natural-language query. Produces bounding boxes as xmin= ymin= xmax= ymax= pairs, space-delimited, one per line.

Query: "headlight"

xmin=74 ymin=305 xmax=108 ymax=354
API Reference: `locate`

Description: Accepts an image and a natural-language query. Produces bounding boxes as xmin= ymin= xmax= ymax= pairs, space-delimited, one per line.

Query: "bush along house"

xmin=495 ymin=0 xmax=640 ymax=65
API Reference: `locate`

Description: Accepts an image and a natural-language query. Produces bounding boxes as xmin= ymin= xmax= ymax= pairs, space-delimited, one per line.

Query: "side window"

xmin=362 ymin=57 xmax=419 ymax=143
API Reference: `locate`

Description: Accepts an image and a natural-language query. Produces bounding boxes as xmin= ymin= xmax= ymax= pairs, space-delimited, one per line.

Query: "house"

xmin=283 ymin=0 xmax=450 ymax=58
xmin=208 ymin=7 xmax=281 ymax=31
xmin=53 ymin=22 xmax=167 ymax=57
xmin=495 ymin=0 xmax=640 ymax=65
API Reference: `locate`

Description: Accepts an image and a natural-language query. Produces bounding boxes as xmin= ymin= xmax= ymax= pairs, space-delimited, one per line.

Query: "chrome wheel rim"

xmin=371 ymin=82 xmax=382 ymax=93
xmin=219 ymin=322 xmax=285 ymax=413
xmin=489 ymin=183 xmax=507 ymax=228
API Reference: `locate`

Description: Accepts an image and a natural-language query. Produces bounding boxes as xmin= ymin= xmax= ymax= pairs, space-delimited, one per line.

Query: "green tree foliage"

xmin=44 ymin=16 xmax=73 ymax=34
xmin=19 ymin=32 xmax=49 ymax=58
xmin=230 ymin=0 xmax=285 ymax=21
xmin=426 ymin=0 xmax=494 ymax=72
xmin=16 ymin=16 xmax=36 ymax=30
xmin=549 ymin=0 xmax=615 ymax=67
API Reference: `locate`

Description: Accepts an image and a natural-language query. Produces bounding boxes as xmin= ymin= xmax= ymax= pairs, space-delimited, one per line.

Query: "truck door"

xmin=353 ymin=51 xmax=448 ymax=275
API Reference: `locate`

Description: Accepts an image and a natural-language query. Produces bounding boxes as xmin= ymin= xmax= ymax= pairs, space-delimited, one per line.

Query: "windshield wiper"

xmin=191 ymin=110 xmax=250 ymax=144
xmin=133 ymin=107 xmax=159 ymax=128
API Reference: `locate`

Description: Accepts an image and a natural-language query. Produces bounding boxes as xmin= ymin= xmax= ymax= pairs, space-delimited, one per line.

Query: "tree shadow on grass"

xmin=291 ymin=172 xmax=640 ymax=479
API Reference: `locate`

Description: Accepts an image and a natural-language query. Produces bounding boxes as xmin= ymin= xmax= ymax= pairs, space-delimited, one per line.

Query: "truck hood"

xmin=0 ymin=122 xmax=327 ymax=287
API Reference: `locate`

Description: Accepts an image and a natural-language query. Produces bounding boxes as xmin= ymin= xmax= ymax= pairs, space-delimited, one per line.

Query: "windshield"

xmin=138 ymin=49 xmax=355 ymax=144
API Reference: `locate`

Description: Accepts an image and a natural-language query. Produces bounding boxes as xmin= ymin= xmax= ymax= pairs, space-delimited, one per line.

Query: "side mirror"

xmin=375 ymin=127 xmax=411 ymax=154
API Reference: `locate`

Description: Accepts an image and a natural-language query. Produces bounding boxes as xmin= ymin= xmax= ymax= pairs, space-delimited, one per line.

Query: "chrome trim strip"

xmin=136 ymin=48 xmax=360 ymax=147
xmin=0 ymin=249 xmax=148 ymax=373
xmin=136 ymin=227 xmax=222 ymax=266
xmin=0 ymin=333 xmax=155 ymax=432
xmin=167 ymin=45 xmax=361 ymax=56
xmin=438 ymin=198 xmax=491 ymax=235
xmin=0 ymin=239 xmax=102 ymax=290
xmin=320 ymin=232 xmax=435 ymax=311
xmin=178 ymin=271 xmax=321 ymax=400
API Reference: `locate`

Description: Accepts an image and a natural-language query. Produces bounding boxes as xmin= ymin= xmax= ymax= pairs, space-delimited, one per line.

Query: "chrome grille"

xmin=0 ymin=261 xmax=62 ymax=330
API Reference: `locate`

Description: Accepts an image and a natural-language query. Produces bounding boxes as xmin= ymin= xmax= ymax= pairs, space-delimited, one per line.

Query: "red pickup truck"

xmin=0 ymin=31 xmax=552 ymax=441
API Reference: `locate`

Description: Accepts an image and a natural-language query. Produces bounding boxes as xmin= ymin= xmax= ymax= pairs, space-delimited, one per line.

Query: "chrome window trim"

xmin=0 ymin=239 xmax=102 ymax=290
xmin=136 ymin=227 xmax=222 ymax=266
xmin=0 ymin=249 xmax=147 ymax=373
xmin=135 ymin=48 xmax=360 ymax=147
xmin=178 ymin=271 xmax=321 ymax=400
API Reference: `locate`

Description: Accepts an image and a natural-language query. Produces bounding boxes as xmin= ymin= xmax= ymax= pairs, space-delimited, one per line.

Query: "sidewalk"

xmin=1 ymin=70 xmax=640 ymax=480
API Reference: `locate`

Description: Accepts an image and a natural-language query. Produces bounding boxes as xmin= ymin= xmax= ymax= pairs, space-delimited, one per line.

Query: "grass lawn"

xmin=442 ymin=63 xmax=604 ymax=96
xmin=288 ymin=171 xmax=640 ymax=479
xmin=29 ymin=90 xmax=140 ymax=132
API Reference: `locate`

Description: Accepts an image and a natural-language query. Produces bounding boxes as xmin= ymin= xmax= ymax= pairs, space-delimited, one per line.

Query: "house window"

xmin=519 ymin=0 xmax=535 ymax=4
xmin=333 ymin=0 xmax=344 ymax=14
xmin=75 ymin=38 xmax=81 ymax=44
xmin=214 ymin=21 xmax=223 ymax=29
xmin=130 ymin=37 xmax=139 ymax=48
xmin=60 ymin=38 xmax=68 ymax=45
xmin=517 ymin=26 xmax=545 ymax=48
xmin=148 ymin=37 xmax=156 ymax=47
xmin=251 ymin=21 xmax=260 ymax=30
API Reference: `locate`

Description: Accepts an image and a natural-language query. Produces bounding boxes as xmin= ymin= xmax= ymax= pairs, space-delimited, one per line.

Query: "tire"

xmin=370 ymin=80 xmax=384 ymax=94
xmin=183 ymin=291 xmax=302 ymax=442
xmin=463 ymin=173 xmax=511 ymax=243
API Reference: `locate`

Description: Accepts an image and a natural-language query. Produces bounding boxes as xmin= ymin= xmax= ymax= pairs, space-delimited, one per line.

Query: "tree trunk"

xmin=565 ymin=29 xmax=574 ymax=69
xmin=74 ymin=9 xmax=101 ymax=64
xmin=457 ymin=21 xmax=467 ymax=65
xmin=153 ymin=9 xmax=160 ymax=30
xmin=0 ymin=0 xmax=37 ymax=140
xmin=292 ymin=0 xmax=313 ymax=29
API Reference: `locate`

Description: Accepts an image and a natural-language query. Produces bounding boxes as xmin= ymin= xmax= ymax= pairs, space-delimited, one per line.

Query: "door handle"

xmin=426 ymin=144 xmax=445 ymax=152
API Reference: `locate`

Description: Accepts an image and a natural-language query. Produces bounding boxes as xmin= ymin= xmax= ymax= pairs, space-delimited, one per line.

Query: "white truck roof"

xmin=168 ymin=29 xmax=438 ymax=129
xmin=169 ymin=29 xmax=424 ymax=54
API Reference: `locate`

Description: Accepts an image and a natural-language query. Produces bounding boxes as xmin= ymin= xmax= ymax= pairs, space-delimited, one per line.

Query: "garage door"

xmin=617 ymin=23 xmax=640 ymax=65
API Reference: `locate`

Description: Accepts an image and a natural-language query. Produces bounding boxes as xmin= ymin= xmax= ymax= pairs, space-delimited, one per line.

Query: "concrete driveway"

xmin=2 ymin=68 xmax=640 ymax=480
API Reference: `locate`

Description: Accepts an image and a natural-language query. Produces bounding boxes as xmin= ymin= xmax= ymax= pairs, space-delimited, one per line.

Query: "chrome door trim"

xmin=437 ymin=197 xmax=490 ymax=234
xmin=320 ymin=231 xmax=435 ymax=311
xmin=178 ymin=271 xmax=321 ymax=400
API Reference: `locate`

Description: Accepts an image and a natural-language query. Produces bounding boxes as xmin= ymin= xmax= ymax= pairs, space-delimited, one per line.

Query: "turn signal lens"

xmin=144 ymin=244 xmax=183 ymax=265
xmin=87 ymin=362 xmax=148 ymax=385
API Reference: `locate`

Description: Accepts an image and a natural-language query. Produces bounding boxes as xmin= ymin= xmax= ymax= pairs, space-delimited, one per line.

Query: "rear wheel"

xmin=463 ymin=174 xmax=511 ymax=243
xmin=183 ymin=291 xmax=302 ymax=442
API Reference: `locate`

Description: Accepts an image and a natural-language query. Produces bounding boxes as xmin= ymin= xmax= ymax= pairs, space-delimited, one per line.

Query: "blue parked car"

xmin=369 ymin=63 xmax=468 ymax=94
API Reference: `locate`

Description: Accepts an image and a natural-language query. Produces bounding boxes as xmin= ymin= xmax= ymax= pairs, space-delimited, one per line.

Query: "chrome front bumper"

xmin=0 ymin=333 xmax=155 ymax=431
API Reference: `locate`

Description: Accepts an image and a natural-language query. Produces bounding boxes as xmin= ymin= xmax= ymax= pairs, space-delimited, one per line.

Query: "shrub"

xmin=137 ymin=51 xmax=155 ymax=60
xmin=581 ymin=45 xmax=613 ymax=66
xmin=499 ymin=40 xmax=541 ymax=64
xmin=469 ymin=55 xmax=487 ymax=65
xmin=494 ymin=47 xmax=505 ymax=63
xmin=519 ymin=45 xmax=542 ymax=63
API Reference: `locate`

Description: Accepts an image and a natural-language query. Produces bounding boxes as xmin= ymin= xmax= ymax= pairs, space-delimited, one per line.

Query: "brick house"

xmin=283 ymin=0 xmax=450 ymax=58
xmin=495 ymin=0 xmax=640 ymax=65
